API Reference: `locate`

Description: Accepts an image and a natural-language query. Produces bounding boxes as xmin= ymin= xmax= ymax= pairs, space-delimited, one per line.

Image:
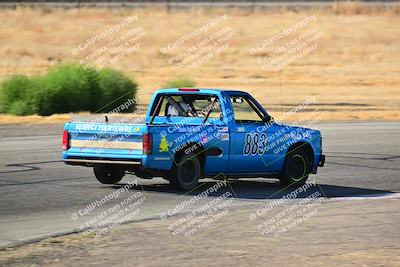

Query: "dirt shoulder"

xmin=1 ymin=8 xmax=400 ymax=124
xmin=1 ymin=198 xmax=399 ymax=267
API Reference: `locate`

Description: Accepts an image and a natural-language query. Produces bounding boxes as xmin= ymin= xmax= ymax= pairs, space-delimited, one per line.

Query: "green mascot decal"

xmin=159 ymin=136 xmax=169 ymax=152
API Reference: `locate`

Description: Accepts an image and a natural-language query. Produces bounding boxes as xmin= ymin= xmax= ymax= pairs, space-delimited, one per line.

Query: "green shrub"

xmin=0 ymin=75 xmax=31 ymax=114
xmin=0 ymin=64 xmax=138 ymax=116
xmin=96 ymin=68 xmax=137 ymax=113
xmin=82 ymin=66 xmax=103 ymax=112
xmin=163 ymin=76 xmax=196 ymax=89
xmin=0 ymin=75 xmax=46 ymax=115
xmin=7 ymin=100 xmax=32 ymax=116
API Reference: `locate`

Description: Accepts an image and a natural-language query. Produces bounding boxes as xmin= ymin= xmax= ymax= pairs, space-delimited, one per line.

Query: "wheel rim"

xmin=180 ymin=159 xmax=197 ymax=184
xmin=289 ymin=155 xmax=306 ymax=182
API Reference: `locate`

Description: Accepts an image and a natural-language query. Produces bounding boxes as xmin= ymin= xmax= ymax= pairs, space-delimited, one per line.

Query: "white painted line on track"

xmin=229 ymin=192 xmax=400 ymax=203
xmin=330 ymin=192 xmax=400 ymax=201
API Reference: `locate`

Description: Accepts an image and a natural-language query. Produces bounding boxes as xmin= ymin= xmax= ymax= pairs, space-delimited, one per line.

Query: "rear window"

xmin=151 ymin=94 xmax=221 ymax=118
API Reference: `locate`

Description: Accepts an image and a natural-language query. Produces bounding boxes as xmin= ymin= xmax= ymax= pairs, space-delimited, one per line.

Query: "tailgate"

xmin=62 ymin=122 xmax=146 ymax=163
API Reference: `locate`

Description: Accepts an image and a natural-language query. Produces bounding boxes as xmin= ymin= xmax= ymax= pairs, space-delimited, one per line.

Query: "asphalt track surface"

xmin=0 ymin=121 xmax=399 ymax=249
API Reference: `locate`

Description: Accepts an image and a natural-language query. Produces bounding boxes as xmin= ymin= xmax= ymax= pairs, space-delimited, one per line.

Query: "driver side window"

xmin=230 ymin=95 xmax=264 ymax=123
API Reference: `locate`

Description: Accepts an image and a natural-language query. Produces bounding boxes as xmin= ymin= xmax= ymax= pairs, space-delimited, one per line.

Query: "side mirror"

xmin=232 ymin=97 xmax=244 ymax=103
xmin=263 ymin=115 xmax=274 ymax=124
xmin=220 ymin=113 xmax=226 ymax=124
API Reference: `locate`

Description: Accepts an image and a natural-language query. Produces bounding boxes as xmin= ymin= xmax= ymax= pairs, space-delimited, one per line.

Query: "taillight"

xmin=142 ymin=133 xmax=152 ymax=155
xmin=62 ymin=130 xmax=69 ymax=151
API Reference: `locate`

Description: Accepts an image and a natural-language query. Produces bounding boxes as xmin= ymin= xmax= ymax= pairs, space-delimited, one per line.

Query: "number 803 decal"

xmin=243 ymin=133 xmax=267 ymax=156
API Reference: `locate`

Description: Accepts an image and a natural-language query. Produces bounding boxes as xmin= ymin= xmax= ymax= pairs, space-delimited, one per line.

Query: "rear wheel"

xmin=93 ymin=166 xmax=124 ymax=185
xmin=279 ymin=149 xmax=310 ymax=186
xmin=169 ymin=152 xmax=202 ymax=191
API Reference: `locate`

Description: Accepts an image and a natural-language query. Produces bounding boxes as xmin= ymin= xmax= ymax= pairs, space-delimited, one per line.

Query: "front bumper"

xmin=318 ymin=154 xmax=325 ymax=167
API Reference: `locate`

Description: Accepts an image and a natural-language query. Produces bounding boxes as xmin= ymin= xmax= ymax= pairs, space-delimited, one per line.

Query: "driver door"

xmin=228 ymin=95 xmax=271 ymax=173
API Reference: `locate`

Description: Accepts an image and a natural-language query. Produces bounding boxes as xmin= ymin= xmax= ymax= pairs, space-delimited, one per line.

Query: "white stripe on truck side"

xmin=70 ymin=140 xmax=143 ymax=150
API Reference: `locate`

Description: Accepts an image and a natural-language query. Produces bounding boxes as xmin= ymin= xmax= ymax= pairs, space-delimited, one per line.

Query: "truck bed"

xmin=62 ymin=122 xmax=146 ymax=165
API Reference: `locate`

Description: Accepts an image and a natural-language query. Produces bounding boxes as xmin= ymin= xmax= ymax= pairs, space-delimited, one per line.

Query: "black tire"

xmin=169 ymin=152 xmax=202 ymax=191
xmin=93 ymin=166 xmax=124 ymax=185
xmin=279 ymin=149 xmax=310 ymax=186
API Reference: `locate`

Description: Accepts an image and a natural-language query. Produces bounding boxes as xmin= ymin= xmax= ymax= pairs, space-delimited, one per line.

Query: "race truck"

xmin=62 ymin=88 xmax=325 ymax=190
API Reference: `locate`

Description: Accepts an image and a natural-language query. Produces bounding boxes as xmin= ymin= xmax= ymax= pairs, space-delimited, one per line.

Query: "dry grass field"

xmin=0 ymin=4 xmax=399 ymax=123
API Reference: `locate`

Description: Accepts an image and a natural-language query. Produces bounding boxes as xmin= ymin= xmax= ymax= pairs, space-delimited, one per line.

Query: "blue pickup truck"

xmin=62 ymin=88 xmax=325 ymax=190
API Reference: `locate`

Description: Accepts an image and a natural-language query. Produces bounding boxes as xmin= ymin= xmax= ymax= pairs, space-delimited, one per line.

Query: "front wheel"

xmin=93 ymin=166 xmax=124 ymax=185
xmin=279 ymin=149 xmax=310 ymax=186
xmin=169 ymin=152 xmax=202 ymax=191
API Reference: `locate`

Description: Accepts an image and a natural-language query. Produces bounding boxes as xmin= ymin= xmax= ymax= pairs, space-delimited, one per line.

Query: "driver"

xmin=167 ymin=96 xmax=196 ymax=117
